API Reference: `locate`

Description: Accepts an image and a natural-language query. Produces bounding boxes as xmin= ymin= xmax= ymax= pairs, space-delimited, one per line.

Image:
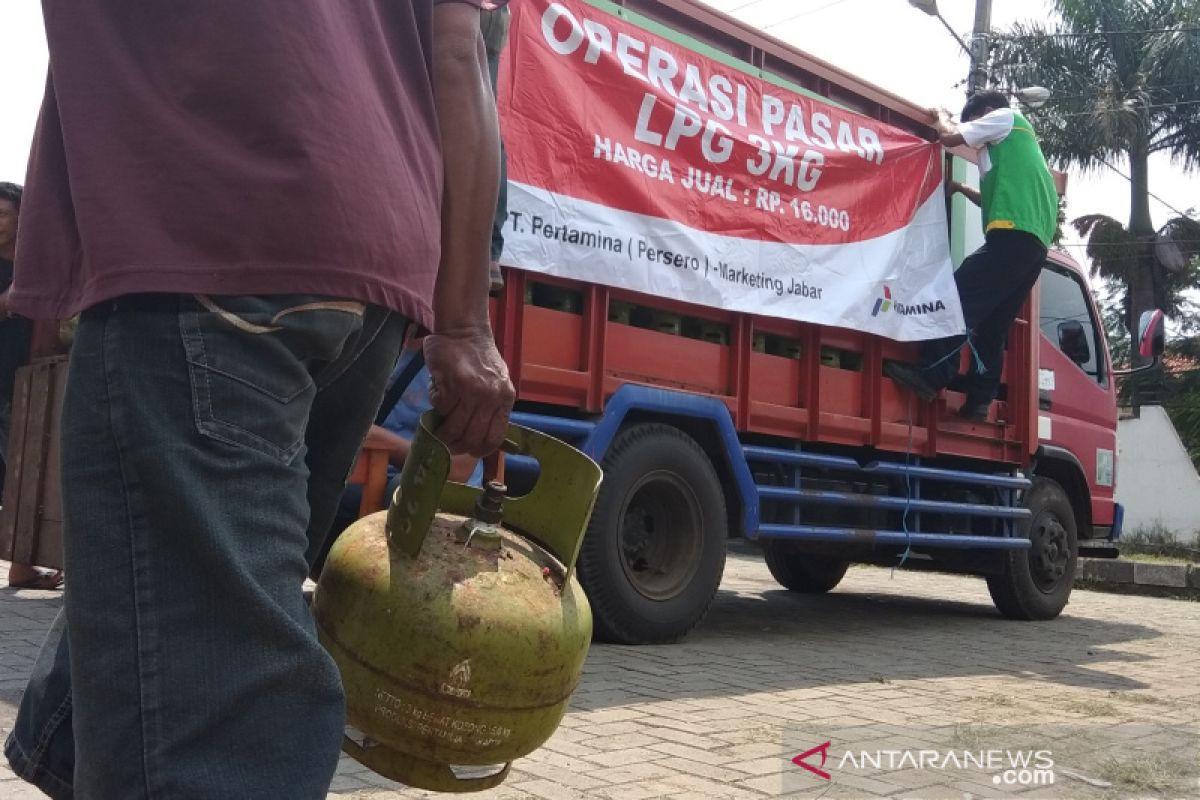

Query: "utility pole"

xmin=967 ymin=0 xmax=993 ymax=95
xmin=908 ymin=0 xmax=994 ymax=94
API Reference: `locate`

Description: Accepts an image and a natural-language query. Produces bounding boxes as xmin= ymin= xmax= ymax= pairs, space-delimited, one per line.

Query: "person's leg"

xmin=913 ymin=332 xmax=967 ymax=394
xmin=4 ymin=610 xmax=75 ymax=800
xmin=887 ymin=235 xmax=1023 ymax=401
xmin=958 ymin=233 xmax=1048 ymax=412
xmin=11 ymin=294 xmax=399 ymax=799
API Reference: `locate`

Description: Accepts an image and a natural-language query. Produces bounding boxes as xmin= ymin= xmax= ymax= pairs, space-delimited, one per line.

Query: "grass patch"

xmin=1120 ymin=524 xmax=1200 ymax=563
xmin=1119 ymin=551 xmax=1195 ymax=565
xmin=1055 ymin=697 xmax=1121 ymax=718
xmin=1100 ymin=754 xmax=1183 ymax=791
xmin=1074 ymin=578 xmax=1200 ymax=601
xmin=948 ymin=724 xmax=986 ymax=751
xmin=1107 ymin=690 xmax=1165 ymax=706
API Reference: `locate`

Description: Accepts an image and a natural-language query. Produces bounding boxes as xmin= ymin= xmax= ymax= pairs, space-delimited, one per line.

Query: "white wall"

xmin=1115 ymin=405 xmax=1200 ymax=542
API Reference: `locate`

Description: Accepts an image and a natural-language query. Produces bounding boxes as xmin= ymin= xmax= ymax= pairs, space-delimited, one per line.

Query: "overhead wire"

xmin=721 ymin=0 xmax=769 ymax=14
xmin=761 ymin=0 xmax=854 ymax=30
xmin=1055 ymin=240 xmax=1200 ymax=248
xmin=1000 ymin=26 xmax=1200 ymax=39
xmin=1092 ymin=157 xmax=1195 ymax=219
xmin=1049 ymin=97 xmax=1200 ymax=117
xmin=1026 ymin=82 xmax=1200 ymax=104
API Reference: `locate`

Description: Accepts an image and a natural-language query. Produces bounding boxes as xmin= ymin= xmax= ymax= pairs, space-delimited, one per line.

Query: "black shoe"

xmin=884 ymin=361 xmax=938 ymax=403
xmin=956 ymin=402 xmax=989 ymax=423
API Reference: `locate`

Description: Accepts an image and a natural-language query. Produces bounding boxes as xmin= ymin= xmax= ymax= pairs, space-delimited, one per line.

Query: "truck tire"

xmin=578 ymin=423 xmax=727 ymax=644
xmin=762 ymin=542 xmax=850 ymax=593
xmin=986 ymin=477 xmax=1077 ymax=620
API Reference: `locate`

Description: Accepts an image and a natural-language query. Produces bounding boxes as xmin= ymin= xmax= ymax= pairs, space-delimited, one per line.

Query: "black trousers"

xmin=919 ymin=229 xmax=1047 ymax=406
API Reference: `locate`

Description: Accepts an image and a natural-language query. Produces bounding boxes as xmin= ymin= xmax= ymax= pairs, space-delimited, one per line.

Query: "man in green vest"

xmin=886 ymin=90 xmax=1059 ymax=422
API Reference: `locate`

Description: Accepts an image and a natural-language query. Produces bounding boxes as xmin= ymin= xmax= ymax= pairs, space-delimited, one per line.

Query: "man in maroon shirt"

xmin=4 ymin=2 xmax=514 ymax=797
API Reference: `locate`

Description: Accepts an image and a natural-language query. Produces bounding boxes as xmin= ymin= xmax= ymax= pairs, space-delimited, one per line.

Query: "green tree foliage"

xmin=1158 ymin=335 xmax=1200 ymax=469
xmin=989 ymin=0 xmax=1200 ymax=342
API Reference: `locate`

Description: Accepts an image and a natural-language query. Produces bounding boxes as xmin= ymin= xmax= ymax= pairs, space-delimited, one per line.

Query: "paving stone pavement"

xmin=3 ymin=548 xmax=1198 ymax=799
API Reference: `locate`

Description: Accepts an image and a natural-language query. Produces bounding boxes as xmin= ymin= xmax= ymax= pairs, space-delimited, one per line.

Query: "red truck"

xmin=485 ymin=0 xmax=1162 ymax=644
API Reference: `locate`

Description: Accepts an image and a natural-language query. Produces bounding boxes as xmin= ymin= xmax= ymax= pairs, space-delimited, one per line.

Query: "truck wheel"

xmin=986 ymin=477 xmax=1077 ymax=620
xmin=578 ymin=423 xmax=727 ymax=644
xmin=762 ymin=541 xmax=850 ymax=593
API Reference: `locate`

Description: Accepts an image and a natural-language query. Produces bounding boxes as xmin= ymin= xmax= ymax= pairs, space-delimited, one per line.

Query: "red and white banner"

xmin=497 ymin=0 xmax=964 ymax=341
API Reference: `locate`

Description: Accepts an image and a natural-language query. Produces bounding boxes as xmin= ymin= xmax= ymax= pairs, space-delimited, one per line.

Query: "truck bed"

xmin=490 ymin=269 xmax=1036 ymax=467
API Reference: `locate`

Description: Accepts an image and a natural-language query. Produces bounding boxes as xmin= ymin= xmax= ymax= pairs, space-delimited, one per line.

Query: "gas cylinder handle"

xmin=388 ymin=413 xmax=603 ymax=571
xmin=483 ymin=424 xmax=602 ymax=574
xmin=386 ymin=413 xmax=452 ymax=557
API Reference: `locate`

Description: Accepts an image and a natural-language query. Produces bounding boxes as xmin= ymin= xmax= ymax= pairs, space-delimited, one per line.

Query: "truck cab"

xmin=1036 ymin=251 xmax=1121 ymax=553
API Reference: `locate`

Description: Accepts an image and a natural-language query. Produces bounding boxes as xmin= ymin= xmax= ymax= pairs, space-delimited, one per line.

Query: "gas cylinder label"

xmin=441 ymin=659 xmax=473 ymax=699
xmin=372 ymin=687 xmax=513 ymax=749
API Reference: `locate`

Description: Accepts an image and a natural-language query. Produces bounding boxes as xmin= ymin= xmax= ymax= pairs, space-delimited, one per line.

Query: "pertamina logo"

xmin=871 ymin=285 xmax=946 ymax=317
xmin=871 ymin=286 xmax=892 ymax=317
xmin=440 ymin=659 xmax=473 ymax=699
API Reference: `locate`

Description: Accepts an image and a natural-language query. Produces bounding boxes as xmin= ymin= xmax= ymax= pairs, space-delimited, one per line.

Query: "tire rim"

xmin=1029 ymin=511 xmax=1070 ymax=592
xmin=618 ymin=470 xmax=703 ymax=601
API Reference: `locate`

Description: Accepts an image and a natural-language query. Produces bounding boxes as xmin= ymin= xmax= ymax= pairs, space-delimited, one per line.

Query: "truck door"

xmin=1036 ymin=260 xmax=1118 ymax=531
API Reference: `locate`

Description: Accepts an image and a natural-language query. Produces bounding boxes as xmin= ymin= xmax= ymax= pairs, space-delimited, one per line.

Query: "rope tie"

xmin=926 ymin=331 xmax=987 ymax=375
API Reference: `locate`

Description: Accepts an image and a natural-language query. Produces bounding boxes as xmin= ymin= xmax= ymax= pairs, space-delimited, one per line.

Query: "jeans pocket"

xmin=180 ymin=295 xmax=366 ymax=463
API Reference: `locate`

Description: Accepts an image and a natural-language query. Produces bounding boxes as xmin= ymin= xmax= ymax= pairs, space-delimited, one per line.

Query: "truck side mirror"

xmin=1137 ymin=309 xmax=1165 ymax=359
xmin=1057 ymin=320 xmax=1090 ymax=365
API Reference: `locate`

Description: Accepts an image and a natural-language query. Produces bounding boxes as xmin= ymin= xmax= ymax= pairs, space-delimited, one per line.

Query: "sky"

xmin=0 ymin=0 xmax=1195 ymax=274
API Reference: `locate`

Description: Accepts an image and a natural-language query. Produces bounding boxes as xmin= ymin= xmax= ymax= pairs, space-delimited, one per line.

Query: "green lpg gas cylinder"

xmin=314 ymin=415 xmax=602 ymax=792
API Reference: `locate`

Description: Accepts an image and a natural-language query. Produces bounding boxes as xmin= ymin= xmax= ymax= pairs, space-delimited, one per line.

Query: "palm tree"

xmin=988 ymin=0 xmax=1200 ymax=344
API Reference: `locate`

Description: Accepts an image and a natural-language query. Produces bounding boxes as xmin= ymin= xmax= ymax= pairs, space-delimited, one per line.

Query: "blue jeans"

xmin=4 ymin=294 xmax=405 ymax=799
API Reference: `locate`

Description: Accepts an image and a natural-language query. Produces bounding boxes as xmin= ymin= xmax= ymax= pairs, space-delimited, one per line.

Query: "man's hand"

xmin=948 ymin=180 xmax=982 ymax=207
xmin=927 ymin=106 xmax=965 ymax=147
xmin=0 ymin=288 xmax=11 ymax=319
xmin=424 ymin=327 xmax=514 ymax=457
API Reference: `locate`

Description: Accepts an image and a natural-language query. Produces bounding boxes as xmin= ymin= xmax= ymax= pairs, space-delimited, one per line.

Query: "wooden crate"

xmin=0 ymin=357 xmax=68 ymax=570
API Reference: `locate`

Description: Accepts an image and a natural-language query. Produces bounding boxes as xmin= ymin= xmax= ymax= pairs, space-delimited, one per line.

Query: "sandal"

xmin=8 ymin=568 xmax=65 ymax=591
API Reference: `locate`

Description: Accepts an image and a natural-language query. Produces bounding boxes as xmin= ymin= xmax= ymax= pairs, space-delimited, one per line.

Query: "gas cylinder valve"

xmin=458 ymin=482 xmax=508 ymax=551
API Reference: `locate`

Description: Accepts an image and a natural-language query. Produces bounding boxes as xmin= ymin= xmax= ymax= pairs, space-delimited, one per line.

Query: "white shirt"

xmin=956 ymin=108 xmax=1015 ymax=177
